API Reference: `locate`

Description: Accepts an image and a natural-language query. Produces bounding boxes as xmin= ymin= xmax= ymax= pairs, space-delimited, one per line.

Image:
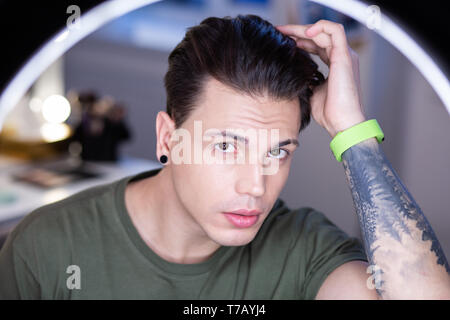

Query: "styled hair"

xmin=164 ymin=14 xmax=325 ymax=132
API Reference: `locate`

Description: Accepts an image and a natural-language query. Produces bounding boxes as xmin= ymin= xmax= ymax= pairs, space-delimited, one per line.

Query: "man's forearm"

xmin=341 ymin=137 xmax=450 ymax=299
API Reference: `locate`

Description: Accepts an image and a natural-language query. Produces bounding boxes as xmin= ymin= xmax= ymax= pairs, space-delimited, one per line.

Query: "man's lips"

xmin=223 ymin=210 xmax=262 ymax=228
xmin=223 ymin=209 xmax=262 ymax=216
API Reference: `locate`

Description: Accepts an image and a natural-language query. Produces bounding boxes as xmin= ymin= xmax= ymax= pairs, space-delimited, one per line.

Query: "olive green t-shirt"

xmin=0 ymin=168 xmax=367 ymax=299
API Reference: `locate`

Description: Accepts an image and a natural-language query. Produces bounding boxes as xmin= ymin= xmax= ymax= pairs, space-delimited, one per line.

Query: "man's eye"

xmin=214 ymin=142 xmax=236 ymax=153
xmin=267 ymin=148 xmax=288 ymax=159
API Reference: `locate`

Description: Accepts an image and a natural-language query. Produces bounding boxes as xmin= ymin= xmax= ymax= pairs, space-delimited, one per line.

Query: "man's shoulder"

xmin=264 ymin=200 xmax=337 ymax=232
xmin=256 ymin=200 xmax=342 ymax=247
xmin=7 ymin=178 xmax=122 ymax=250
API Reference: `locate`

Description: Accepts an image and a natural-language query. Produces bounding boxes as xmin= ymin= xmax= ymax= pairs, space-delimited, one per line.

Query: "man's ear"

xmin=155 ymin=111 xmax=175 ymax=162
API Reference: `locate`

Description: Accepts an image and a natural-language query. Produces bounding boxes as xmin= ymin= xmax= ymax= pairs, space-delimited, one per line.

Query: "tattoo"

xmin=341 ymin=137 xmax=450 ymax=298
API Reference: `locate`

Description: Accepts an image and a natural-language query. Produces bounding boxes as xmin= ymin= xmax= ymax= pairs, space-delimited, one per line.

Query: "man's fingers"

xmin=277 ymin=24 xmax=332 ymax=50
xmin=277 ymin=20 xmax=348 ymax=50
xmin=275 ymin=24 xmax=312 ymax=38
xmin=305 ymin=20 xmax=351 ymax=60
xmin=276 ymin=20 xmax=352 ymax=65
xmin=296 ymin=39 xmax=330 ymax=65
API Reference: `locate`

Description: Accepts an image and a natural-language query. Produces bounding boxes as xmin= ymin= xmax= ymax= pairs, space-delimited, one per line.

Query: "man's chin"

xmin=211 ymin=229 xmax=258 ymax=247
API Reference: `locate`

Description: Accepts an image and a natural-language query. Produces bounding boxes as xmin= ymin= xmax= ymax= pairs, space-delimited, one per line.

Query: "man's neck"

xmin=124 ymin=167 xmax=222 ymax=264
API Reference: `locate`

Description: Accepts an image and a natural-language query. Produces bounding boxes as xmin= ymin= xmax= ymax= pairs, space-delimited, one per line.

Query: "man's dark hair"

xmin=164 ymin=14 xmax=325 ymax=132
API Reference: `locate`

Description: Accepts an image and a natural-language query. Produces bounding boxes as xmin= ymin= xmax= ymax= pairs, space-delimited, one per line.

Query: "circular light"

xmin=28 ymin=97 xmax=42 ymax=113
xmin=54 ymin=30 xmax=70 ymax=43
xmin=309 ymin=0 xmax=450 ymax=113
xmin=40 ymin=122 xmax=71 ymax=142
xmin=41 ymin=95 xmax=71 ymax=123
xmin=0 ymin=0 xmax=448 ymax=136
xmin=0 ymin=0 xmax=162 ymax=132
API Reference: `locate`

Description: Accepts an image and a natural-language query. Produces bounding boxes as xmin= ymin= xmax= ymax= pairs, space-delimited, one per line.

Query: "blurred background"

xmin=0 ymin=0 xmax=449 ymax=260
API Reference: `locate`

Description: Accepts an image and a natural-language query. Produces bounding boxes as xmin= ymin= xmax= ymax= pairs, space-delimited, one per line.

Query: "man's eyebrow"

xmin=276 ymin=139 xmax=299 ymax=148
xmin=204 ymin=130 xmax=299 ymax=148
xmin=204 ymin=130 xmax=249 ymax=144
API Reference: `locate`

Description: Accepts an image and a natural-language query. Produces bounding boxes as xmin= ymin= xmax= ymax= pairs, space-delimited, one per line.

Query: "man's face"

xmin=169 ymin=77 xmax=301 ymax=246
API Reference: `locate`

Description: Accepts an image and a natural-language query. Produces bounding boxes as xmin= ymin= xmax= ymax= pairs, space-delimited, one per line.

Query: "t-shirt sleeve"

xmin=295 ymin=208 xmax=368 ymax=300
xmin=0 ymin=228 xmax=41 ymax=299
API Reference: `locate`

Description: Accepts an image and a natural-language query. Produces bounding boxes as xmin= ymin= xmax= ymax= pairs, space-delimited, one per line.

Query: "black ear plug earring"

xmin=159 ymin=155 xmax=168 ymax=165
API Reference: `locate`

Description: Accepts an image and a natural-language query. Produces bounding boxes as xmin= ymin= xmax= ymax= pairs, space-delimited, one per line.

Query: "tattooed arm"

xmin=277 ymin=19 xmax=450 ymax=299
xmin=341 ymin=137 xmax=450 ymax=299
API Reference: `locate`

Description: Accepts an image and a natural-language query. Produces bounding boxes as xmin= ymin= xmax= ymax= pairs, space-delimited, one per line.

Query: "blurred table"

xmin=0 ymin=154 xmax=160 ymax=245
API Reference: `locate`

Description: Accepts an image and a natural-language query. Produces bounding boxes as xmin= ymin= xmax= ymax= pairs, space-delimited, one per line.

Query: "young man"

xmin=0 ymin=15 xmax=449 ymax=299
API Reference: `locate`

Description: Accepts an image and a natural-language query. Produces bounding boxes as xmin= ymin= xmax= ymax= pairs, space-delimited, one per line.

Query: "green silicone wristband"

xmin=329 ymin=119 xmax=384 ymax=162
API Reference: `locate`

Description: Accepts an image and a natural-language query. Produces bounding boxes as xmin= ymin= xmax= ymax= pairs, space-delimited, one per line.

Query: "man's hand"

xmin=276 ymin=20 xmax=366 ymax=138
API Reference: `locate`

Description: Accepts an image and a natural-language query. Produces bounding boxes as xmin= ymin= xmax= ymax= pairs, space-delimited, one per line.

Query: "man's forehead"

xmin=201 ymin=77 xmax=298 ymax=109
xmin=195 ymin=78 xmax=301 ymax=133
xmin=201 ymin=109 xmax=301 ymax=139
xmin=200 ymin=97 xmax=300 ymax=127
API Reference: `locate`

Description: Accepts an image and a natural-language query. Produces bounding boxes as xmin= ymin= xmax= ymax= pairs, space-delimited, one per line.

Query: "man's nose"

xmin=235 ymin=163 xmax=266 ymax=198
